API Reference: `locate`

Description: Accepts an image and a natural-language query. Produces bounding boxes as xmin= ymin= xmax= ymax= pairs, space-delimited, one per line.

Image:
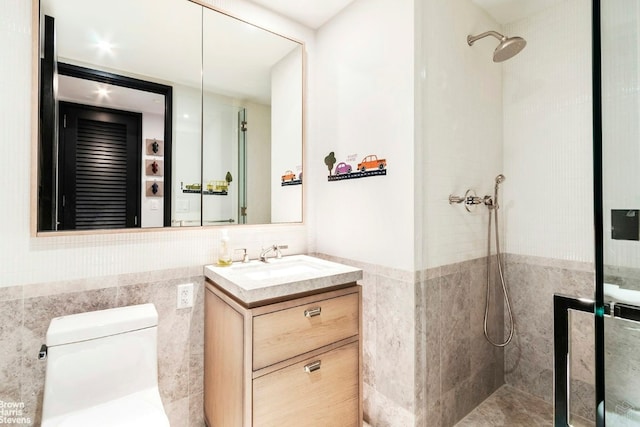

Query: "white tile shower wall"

xmin=0 ymin=0 xmax=312 ymax=288
xmin=419 ymin=0 xmax=504 ymax=269
xmin=502 ymin=0 xmax=594 ymax=263
xmin=601 ymin=0 xmax=640 ymax=269
xmin=310 ymin=0 xmax=415 ymax=272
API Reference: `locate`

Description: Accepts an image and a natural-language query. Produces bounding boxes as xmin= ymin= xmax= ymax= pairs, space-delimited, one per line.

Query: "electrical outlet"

xmin=177 ymin=283 xmax=194 ymax=309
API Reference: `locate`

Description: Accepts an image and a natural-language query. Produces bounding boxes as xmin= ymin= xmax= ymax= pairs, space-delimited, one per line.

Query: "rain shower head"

xmin=467 ymin=30 xmax=526 ymax=62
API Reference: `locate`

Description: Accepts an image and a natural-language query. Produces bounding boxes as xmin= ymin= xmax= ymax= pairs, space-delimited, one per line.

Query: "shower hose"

xmin=484 ymin=186 xmax=515 ymax=347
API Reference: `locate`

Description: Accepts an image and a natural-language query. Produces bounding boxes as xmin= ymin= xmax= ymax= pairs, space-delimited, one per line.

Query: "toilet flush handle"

xmin=38 ymin=344 xmax=48 ymax=360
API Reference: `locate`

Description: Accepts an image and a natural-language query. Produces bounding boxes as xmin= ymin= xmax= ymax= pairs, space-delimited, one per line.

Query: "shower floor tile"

xmin=454 ymin=385 xmax=595 ymax=427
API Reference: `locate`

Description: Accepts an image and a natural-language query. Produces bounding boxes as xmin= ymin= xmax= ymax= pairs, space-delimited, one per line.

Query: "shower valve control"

xmin=449 ymin=189 xmax=488 ymax=212
xmin=449 ymin=175 xmax=504 ymax=212
xmin=449 ymin=190 xmax=495 ymax=212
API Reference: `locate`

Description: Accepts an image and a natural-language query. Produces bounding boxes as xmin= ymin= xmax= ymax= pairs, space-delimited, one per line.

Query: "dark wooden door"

xmin=58 ymin=102 xmax=141 ymax=230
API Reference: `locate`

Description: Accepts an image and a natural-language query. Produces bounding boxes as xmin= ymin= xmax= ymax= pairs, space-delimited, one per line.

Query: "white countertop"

xmin=204 ymin=254 xmax=363 ymax=305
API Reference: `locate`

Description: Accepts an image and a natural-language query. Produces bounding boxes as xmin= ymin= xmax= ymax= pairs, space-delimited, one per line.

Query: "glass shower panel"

xmin=604 ymin=316 xmax=640 ymax=424
xmin=602 ymin=0 xmax=640 ymax=424
xmin=201 ymin=96 xmax=242 ymax=225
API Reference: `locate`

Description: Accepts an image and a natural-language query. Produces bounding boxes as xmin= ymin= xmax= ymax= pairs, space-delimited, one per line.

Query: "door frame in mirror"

xmin=52 ymin=62 xmax=174 ymax=229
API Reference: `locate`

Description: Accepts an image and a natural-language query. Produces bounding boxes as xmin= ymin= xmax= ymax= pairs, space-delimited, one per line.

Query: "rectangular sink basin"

xmin=204 ymin=255 xmax=362 ymax=305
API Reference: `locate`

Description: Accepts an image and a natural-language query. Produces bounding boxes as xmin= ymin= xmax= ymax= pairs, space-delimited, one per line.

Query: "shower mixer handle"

xmin=466 ymin=195 xmax=484 ymax=205
xmin=449 ymin=190 xmax=494 ymax=211
xmin=448 ymin=195 xmax=466 ymax=204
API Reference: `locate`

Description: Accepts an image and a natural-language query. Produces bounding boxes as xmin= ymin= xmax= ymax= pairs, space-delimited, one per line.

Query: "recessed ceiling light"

xmin=96 ymin=40 xmax=114 ymax=53
xmin=96 ymin=87 xmax=110 ymax=97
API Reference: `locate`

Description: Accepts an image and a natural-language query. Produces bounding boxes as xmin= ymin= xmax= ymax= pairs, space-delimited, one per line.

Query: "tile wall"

xmin=317 ymin=253 xmax=503 ymax=427
xmin=604 ymin=264 xmax=640 ymax=417
xmin=313 ymin=253 xmax=418 ymax=427
xmin=419 ymin=257 xmax=504 ymax=427
xmin=503 ymin=0 xmax=593 ymax=263
xmin=504 ymin=254 xmax=595 ymax=423
xmin=0 ymin=267 xmax=206 ymax=427
xmin=0 ymin=253 xmax=601 ymax=427
xmin=320 ymin=252 xmax=598 ymax=426
xmin=605 ymin=265 xmax=640 ymax=291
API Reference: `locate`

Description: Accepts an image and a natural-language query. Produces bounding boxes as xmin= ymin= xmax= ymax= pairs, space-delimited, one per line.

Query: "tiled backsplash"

xmin=0 ymin=267 xmax=205 ymax=427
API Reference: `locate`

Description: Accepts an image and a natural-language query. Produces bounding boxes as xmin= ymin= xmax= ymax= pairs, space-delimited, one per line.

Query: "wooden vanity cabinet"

xmin=204 ymin=280 xmax=362 ymax=427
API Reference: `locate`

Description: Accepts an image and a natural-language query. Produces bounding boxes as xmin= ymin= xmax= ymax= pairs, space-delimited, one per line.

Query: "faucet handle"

xmin=275 ymin=244 xmax=288 ymax=259
xmin=234 ymin=248 xmax=250 ymax=263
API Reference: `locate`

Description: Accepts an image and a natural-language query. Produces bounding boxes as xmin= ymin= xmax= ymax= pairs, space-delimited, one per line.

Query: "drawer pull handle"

xmin=304 ymin=307 xmax=322 ymax=318
xmin=304 ymin=360 xmax=321 ymax=373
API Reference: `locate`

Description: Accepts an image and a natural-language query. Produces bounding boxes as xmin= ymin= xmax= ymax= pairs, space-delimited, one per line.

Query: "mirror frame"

xmin=30 ymin=0 xmax=306 ymax=236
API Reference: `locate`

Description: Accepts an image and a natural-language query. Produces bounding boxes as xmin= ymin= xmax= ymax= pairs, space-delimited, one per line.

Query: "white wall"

xmin=310 ymin=0 xmax=415 ymax=272
xmin=271 ymin=46 xmax=303 ymax=223
xmin=141 ymin=112 xmax=165 ymax=228
xmin=245 ymin=101 xmax=272 ymax=224
xmin=0 ymin=0 xmax=312 ymax=287
xmin=419 ymin=0 xmax=503 ymax=269
xmin=503 ymin=0 xmax=594 ymax=263
xmin=172 ymin=83 xmax=203 ymax=225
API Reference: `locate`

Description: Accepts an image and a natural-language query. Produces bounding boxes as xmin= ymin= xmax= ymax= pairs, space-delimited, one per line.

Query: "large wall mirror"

xmin=35 ymin=0 xmax=304 ymax=233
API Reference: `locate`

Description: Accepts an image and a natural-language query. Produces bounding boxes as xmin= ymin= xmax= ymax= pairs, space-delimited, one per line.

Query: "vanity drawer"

xmin=253 ymin=292 xmax=359 ymax=370
xmin=253 ymin=341 xmax=359 ymax=427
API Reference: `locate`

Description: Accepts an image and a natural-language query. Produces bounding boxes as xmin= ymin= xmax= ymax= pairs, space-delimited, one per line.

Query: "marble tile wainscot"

xmin=317 ymin=253 xmax=597 ymax=427
xmin=313 ymin=254 xmax=504 ymax=427
xmin=0 ymin=267 xmax=206 ymax=427
xmin=503 ymin=254 xmax=596 ymax=423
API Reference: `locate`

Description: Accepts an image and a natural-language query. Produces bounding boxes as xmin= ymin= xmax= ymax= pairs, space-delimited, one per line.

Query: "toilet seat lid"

xmin=43 ymin=391 xmax=170 ymax=427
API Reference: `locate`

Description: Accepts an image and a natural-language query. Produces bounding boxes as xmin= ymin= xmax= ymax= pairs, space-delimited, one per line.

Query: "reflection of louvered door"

xmin=58 ymin=102 xmax=141 ymax=230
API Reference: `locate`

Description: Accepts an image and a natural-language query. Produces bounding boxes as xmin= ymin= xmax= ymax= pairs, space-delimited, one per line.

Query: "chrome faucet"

xmin=259 ymin=244 xmax=288 ymax=262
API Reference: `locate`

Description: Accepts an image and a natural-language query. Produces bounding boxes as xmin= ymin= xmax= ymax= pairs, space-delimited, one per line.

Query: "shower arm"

xmin=467 ymin=30 xmax=506 ymax=46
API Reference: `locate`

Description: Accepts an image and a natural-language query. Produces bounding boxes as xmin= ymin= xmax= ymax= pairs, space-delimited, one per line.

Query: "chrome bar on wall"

xmin=203 ymin=219 xmax=235 ymax=224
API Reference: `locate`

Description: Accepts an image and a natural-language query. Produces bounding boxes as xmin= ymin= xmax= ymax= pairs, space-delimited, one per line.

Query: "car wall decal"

xmin=326 ymin=152 xmax=387 ymax=182
xmin=281 ymin=166 xmax=302 ymax=187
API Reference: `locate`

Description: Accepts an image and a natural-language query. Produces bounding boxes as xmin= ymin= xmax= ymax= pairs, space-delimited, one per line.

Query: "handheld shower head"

xmin=492 ymin=174 xmax=506 ymax=210
xmin=467 ymin=30 xmax=526 ymax=62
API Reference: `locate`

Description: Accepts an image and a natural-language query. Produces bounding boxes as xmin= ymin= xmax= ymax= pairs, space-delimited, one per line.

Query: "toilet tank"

xmin=42 ymin=304 xmax=161 ymax=421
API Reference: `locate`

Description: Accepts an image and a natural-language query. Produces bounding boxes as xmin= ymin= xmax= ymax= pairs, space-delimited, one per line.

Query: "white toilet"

xmin=41 ymin=303 xmax=170 ymax=427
